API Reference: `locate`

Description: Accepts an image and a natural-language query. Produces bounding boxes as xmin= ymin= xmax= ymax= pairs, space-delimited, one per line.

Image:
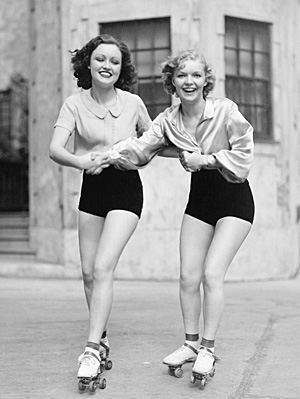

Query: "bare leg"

xmin=202 ymin=217 xmax=252 ymax=340
xmin=78 ymin=211 xmax=105 ymax=309
xmin=87 ymin=210 xmax=139 ymax=344
xmin=179 ymin=214 xmax=214 ymax=334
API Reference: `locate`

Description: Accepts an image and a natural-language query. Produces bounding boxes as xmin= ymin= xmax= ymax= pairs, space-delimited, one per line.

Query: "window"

xmin=100 ymin=18 xmax=171 ymax=119
xmin=0 ymin=90 xmax=11 ymax=144
xmin=225 ymin=17 xmax=272 ymax=141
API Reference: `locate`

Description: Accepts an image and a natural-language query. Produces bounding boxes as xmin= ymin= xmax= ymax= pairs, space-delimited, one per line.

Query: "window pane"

xmin=153 ymin=80 xmax=169 ymax=104
xmin=240 ymin=24 xmax=253 ymax=50
xmin=255 ymin=53 xmax=269 ymax=79
xmin=136 ymin=24 xmax=153 ymax=49
xmin=137 ymin=51 xmax=153 ymax=77
xmin=225 ymin=21 xmax=237 ymax=48
xmin=255 ymin=81 xmax=269 ymax=105
xmin=240 ymin=50 xmax=252 ymax=76
xmin=100 ymin=23 xmax=135 ymax=50
xmin=225 ymin=78 xmax=240 ymax=102
xmin=225 ymin=49 xmax=238 ymax=75
xmin=147 ymin=105 xmax=157 ymax=120
xmin=0 ymin=92 xmax=11 ymax=140
xmin=138 ymin=79 xmax=153 ymax=104
xmin=154 ymin=104 xmax=168 ymax=117
xmin=255 ymin=106 xmax=268 ymax=137
xmin=154 ymin=49 xmax=169 ymax=75
xmin=240 ymin=80 xmax=255 ymax=104
xmin=153 ymin=21 xmax=170 ymax=47
xmin=240 ymin=104 xmax=255 ymax=128
xmin=254 ymin=26 xmax=269 ymax=52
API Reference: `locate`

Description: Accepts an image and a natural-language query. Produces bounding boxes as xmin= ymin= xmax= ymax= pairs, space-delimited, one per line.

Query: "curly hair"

xmin=161 ymin=50 xmax=216 ymax=99
xmin=70 ymin=34 xmax=137 ymax=91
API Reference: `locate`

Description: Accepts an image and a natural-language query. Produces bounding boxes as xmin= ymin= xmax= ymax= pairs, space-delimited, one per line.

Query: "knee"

xmin=202 ymin=268 xmax=223 ymax=291
xmin=82 ymin=269 xmax=93 ymax=288
xmin=93 ymin=262 xmax=113 ymax=282
xmin=180 ymin=271 xmax=200 ymax=293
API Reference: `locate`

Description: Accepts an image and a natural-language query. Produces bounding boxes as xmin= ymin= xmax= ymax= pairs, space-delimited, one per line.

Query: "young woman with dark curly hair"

xmin=107 ymin=49 xmax=255 ymax=382
xmin=49 ymin=34 xmax=151 ymax=381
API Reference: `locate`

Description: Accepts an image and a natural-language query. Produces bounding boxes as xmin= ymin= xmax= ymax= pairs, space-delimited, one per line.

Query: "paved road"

xmin=1 ymin=276 xmax=299 ymax=398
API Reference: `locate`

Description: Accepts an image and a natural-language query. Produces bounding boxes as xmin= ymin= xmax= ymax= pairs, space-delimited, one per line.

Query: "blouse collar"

xmin=167 ymin=97 xmax=215 ymax=125
xmin=80 ymin=88 xmax=127 ymax=119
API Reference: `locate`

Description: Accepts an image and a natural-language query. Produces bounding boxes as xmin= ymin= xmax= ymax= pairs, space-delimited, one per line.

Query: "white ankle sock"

xmin=185 ymin=340 xmax=199 ymax=350
xmin=85 ymin=347 xmax=99 ymax=357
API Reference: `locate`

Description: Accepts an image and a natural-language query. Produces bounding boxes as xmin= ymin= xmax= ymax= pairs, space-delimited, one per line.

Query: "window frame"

xmin=225 ymin=16 xmax=273 ymax=142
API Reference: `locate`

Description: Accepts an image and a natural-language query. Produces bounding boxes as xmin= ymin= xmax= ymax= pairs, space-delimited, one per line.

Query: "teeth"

xmin=100 ymin=72 xmax=112 ymax=77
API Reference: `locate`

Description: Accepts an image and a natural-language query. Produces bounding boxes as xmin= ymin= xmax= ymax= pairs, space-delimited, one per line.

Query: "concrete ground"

xmin=1 ymin=275 xmax=299 ymax=399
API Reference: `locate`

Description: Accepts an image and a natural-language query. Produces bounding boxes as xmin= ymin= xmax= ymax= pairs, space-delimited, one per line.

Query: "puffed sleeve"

xmin=213 ymin=102 xmax=254 ymax=183
xmin=113 ymin=113 xmax=168 ymax=170
xmin=54 ymin=97 xmax=76 ymax=133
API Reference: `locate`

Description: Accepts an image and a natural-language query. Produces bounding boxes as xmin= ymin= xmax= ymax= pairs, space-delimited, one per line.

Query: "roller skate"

xmin=100 ymin=337 xmax=113 ymax=371
xmin=190 ymin=347 xmax=220 ymax=389
xmin=163 ymin=343 xmax=198 ymax=378
xmin=77 ymin=351 xmax=106 ymax=392
xmin=78 ymin=337 xmax=112 ymax=372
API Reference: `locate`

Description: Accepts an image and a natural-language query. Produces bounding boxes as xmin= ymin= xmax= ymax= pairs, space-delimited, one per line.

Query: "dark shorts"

xmin=185 ymin=169 xmax=255 ymax=226
xmin=78 ymin=166 xmax=143 ymax=218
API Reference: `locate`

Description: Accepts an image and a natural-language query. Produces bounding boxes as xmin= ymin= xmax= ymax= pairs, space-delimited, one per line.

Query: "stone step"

xmin=0 ymin=212 xmax=29 ymax=227
xmin=0 ymin=241 xmax=35 ymax=261
xmin=0 ymin=228 xmax=29 ymax=240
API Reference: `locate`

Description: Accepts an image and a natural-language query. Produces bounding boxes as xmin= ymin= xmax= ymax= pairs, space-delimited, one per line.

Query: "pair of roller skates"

xmin=77 ymin=340 xmax=113 ymax=393
xmin=163 ymin=344 xmax=219 ymax=389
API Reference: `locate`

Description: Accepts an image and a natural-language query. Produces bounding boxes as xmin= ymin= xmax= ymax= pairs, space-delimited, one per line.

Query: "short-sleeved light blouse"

xmin=54 ymin=88 xmax=152 ymax=155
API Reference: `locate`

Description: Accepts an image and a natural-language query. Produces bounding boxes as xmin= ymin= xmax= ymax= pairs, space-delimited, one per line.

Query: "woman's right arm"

xmin=49 ymin=126 xmax=110 ymax=170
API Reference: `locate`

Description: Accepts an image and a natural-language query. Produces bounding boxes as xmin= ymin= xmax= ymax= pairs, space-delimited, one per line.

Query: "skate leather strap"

xmin=199 ymin=346 xmax=221 ymax=362
xmin=83 ymin=351 xmax=100 ymax=364
xmin=100 ymin=342 xmax=109 ymax=352
xmin=184 ymin=342 xmax=198 ymax=355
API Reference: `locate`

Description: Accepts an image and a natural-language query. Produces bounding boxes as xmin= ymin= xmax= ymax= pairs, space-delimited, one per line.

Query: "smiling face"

xmin=173 ymin=59 xmax=207 ymax=104
xmin=89 ymin=43 xmax=122 ymax=88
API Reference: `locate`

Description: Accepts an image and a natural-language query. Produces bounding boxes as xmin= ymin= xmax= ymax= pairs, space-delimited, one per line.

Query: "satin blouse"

xmin=113 ymin=97 xmax=254 ymax=183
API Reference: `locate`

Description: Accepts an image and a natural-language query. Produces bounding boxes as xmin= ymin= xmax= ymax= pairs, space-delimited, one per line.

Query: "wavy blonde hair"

xmin=161 ymin=50 xmax=216 ymax=99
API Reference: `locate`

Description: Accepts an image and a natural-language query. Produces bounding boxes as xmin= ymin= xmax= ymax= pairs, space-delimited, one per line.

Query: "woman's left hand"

xmin=178 ymin=150 xmax=207 ymax=172
xmin=85 ymin=152 xmax=112 ymax=175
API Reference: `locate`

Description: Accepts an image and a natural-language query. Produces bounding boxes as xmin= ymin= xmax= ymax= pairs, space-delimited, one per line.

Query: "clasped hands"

xmin=82 ymin=150 xmax=121 ymax=175
xmin=81 ymin=149 xmax=208 ymax=175
xmin=178 ymin=150 xmax=208 ymax=172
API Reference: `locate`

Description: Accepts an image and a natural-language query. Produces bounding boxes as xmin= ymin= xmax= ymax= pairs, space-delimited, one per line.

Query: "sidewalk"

xmin=1 ymin=276 xmax=299 ymax=399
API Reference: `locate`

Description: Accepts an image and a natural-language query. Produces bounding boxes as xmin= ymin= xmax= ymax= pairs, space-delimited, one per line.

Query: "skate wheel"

xmin=200 ymin=377 xmax=207 ymax=388
xmin=190 ymin=375 xmax=196 ymax=384
xmin=105 ymin=359 xmax=113 ymax=370
xmin=174 ymin=367 xmax=183 ymax=378
xmin=88 ymin=380 xmax=97 ymax=392
xmin=209 ymin=368 xmax=215 ymax=378
xmin=78 ymin=380 xmax=85 ymax=391
xmin=99 ymin=378 xmax=107 ymax=390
